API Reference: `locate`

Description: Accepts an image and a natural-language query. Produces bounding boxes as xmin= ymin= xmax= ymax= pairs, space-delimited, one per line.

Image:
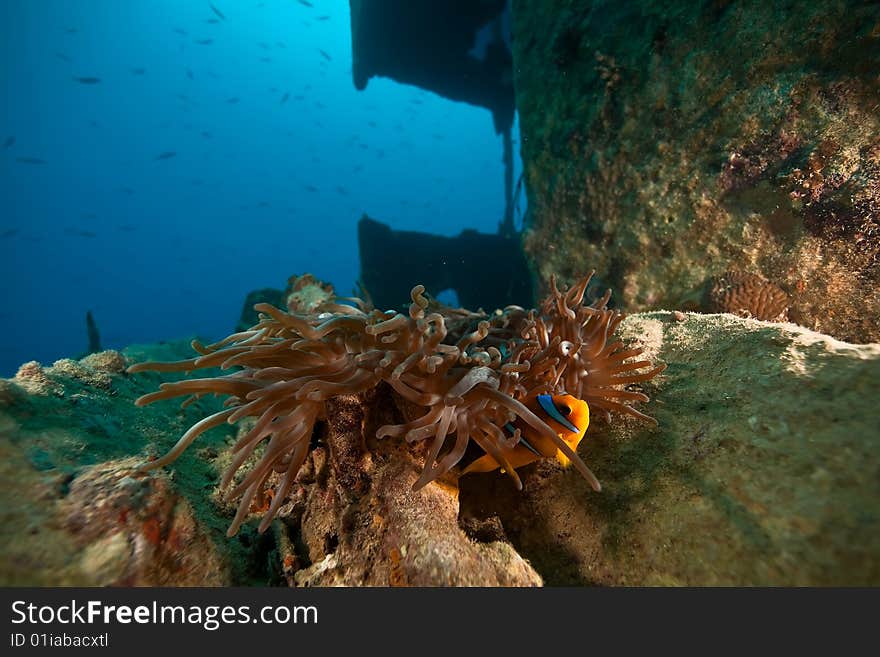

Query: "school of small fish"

xmin=4 ymin=1 xmax=456 ymax=242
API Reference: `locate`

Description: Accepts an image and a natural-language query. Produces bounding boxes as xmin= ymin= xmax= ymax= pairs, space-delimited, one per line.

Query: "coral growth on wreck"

xmin=703 ymin=271 xmax=790 ymax=322
xmin=129 ymin=273 xmax=665 ymax=536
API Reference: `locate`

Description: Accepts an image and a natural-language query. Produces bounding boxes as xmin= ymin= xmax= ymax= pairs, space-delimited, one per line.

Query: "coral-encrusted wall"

xmin=512 ymin=0 xmax=880 ymax=342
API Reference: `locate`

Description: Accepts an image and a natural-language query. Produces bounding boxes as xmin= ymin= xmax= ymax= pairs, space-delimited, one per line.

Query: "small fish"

xmin=296 ymin=0 xmax=313 ymax=7
xmin=367 ymin=121 xmax=377 ymax=128
xmin=258 ymin=42 xmax=269 ymax=50
xmin=16 ymin=157 xmax=46 ymax=164
xmin=280 ymin=92 xmax=290 ymax=104
xmin=304 ymin=184 xmax=318 ymax=192
xmin=2 ymin=136 xmax=14 ymax=149
xmin=226 ymin=97 xmax=239 ymax=104
xmin=55 ymin=52 xmax=72 ymax=62
xmin=259 ymin=57 xmax=272 ymax=63
xmin=174 ymin=27 xmax=188 ymax=36
xmin=73 ymin=76 xmax=101 ymax=84
xmin=195 ymin=38 xmax=214 ymax=45
xmin=318 ymin=49 xmax=331 ymax=61
xmin=257 ymin=201 xmax=270 ymax=208
xmin=120 ymin=186 xmax=134 ymax=195
xmin=1 ymin=228 xmax=20 ymax=239
xmin=186 ymin=68 xmax=194 ymax=79
xmin=276 ymin=41 xmax=286 ymax=48
xmin=154 ymin=151 xmax=177 ymax=160
xmin=65 ymin=227 xmax=97 ymax=238
xmin=335 ymin=186 xmax=348 ymax=196
xmin=131 ymin=67 xmax=146 ymax=75
xmin=64 ymin=27 xmax=79 ymax=34
xmin=117 ymin=224 xmax=136 ymax=232
xmin=293 ymin=94 xmax=305 ymax=101
xmin=462 ymin=394 xmax=596 ymax=487
xmin=317 ymin=15 xmax=330 ymax=21
xmin=200 ymin=131 xmax=212 ymax=139
xmin=209 ymin=2 xmax=225 ymax=20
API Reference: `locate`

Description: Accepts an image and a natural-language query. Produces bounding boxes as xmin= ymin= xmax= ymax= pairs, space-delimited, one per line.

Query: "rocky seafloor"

xmin=1 ymin=311 xmax=877 ymax=586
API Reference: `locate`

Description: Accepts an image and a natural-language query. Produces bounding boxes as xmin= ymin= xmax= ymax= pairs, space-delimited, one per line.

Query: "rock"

xmin=460 ymin=312 xmax=880 ymax=585
xmin=0 ymin=341 xmax=270 ymax=585
xmin=238 ymin=391 xmax=543 ymax=587
xmin=0 ymin=450 xmax=228 ymax=585
xmin=60 ymin=457 xmax=227 ymax=586
xmin=512 ymin=0 xmax=880 ymax=342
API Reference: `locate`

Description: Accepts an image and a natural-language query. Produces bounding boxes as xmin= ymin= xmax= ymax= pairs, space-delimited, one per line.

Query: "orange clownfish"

xmin=463 ymin=393 xmax=591 ymax=477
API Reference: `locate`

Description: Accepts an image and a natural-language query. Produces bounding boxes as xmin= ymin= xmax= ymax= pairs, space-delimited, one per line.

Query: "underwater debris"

xmin=129 ymin=273 xmax=665 ymax=536
xmin=85 ymin=311 xmax=101 ymax=354
xmin=703 ymin=271 xmax=790 ymax=322
xmin=284 ymin=272 xmax=336 ymax=314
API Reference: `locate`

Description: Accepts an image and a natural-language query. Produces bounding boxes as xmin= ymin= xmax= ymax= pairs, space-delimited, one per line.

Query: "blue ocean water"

xmin=0 ymin=0 xmax=521 ymax=376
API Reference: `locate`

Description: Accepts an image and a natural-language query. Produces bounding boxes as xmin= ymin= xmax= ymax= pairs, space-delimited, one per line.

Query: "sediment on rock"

xmin=460 ymin=312 xmax=880 ymax=585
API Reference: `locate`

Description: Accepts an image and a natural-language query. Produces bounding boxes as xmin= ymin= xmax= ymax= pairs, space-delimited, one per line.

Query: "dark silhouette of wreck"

xmin=349 ymin=1 xmax=533 ymax=310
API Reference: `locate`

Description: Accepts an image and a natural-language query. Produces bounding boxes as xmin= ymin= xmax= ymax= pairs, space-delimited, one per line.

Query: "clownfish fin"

xmin=461 ymin=453 xmax=502 ymax=475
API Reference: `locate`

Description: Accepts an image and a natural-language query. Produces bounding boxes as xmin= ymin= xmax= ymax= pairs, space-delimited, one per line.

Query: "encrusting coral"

xmin=703 ymin=271 xmax=790 ymax=322
xmin=128 ymin=273 xmax=665 ymax=536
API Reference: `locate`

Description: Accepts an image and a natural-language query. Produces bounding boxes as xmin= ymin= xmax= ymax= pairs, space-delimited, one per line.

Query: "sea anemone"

xmin=128 ymin=272 xmax=665 ymax=536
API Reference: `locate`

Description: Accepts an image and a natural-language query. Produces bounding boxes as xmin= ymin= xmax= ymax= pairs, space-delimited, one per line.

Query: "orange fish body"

xmin=462 ymin=393 xmax=590 ymax=476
